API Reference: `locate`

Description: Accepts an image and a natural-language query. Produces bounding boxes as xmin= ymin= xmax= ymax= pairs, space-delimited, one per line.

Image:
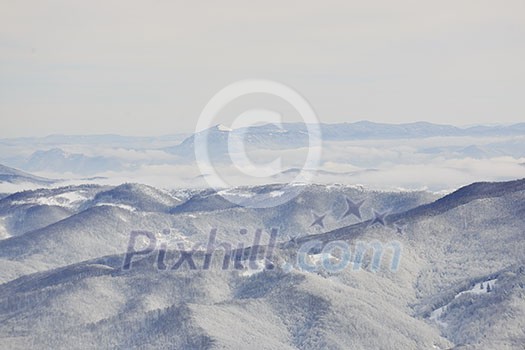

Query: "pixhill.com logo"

xmin=121 ymin=227 xmax=402 ymax=274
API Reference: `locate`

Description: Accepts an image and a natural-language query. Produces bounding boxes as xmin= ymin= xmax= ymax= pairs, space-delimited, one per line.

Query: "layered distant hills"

xmin=1 ymin=121 xmax=524 ymax=192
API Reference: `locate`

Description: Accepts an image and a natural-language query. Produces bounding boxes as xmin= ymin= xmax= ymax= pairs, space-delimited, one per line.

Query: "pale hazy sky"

xmin=1 ymin=0 xmax=524 ymax=137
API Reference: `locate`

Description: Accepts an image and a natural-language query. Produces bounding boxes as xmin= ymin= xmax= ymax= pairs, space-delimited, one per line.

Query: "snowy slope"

xmin=0 ymin=179 xmax=523 ymax=348
xmin=0 ymin=164 xmax=56 ymax=186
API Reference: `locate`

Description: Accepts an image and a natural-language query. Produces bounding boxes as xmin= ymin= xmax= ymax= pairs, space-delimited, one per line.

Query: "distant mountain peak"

xmin=216 ymin=124 xmax=232 ymax=132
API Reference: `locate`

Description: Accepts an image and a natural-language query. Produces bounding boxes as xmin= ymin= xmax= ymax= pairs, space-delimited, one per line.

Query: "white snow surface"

xmin=430 ymin=278 xmax=498 ymax=328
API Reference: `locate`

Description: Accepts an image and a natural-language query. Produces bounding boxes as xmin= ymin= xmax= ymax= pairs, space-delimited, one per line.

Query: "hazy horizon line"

xmin=2 ymin=120 xmax=524 ymax=140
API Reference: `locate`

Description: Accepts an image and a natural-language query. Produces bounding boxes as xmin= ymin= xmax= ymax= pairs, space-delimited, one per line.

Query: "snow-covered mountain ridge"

xmin=0 ymin=178 xmax=523 ymax=348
